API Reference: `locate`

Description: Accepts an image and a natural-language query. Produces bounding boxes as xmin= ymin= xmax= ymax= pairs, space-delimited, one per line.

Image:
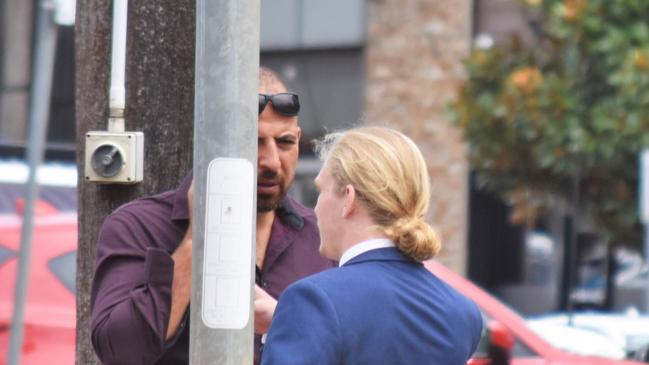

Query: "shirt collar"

xmin=275 ymin=197 xmax=305 ymax=230
xmin=339 ymin=238 xmax=395 ymax=267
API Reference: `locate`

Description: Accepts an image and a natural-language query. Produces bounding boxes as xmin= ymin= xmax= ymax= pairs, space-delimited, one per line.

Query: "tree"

xmin=74 ymin=1 xmax=194 ymax=363
xmin=452 ymin=0 xmax=649 ymax=245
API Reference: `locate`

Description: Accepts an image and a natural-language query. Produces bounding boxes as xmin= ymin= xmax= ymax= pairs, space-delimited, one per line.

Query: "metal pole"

xmin=645 ymin=225 xmax=649 ymax=311
xmin=640 ymin=150 xmax=649 ymax=312
xmin=190 ymin=0 xmax=259 ymax=363
xmin=566 ymin=167 xmax=581 ymax=325
xmin=7 ymin=1 xmax=58 ymax=364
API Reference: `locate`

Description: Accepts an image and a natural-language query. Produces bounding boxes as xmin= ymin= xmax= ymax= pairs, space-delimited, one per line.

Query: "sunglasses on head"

xmin=259 ymin=92 xmax=300 ymax=116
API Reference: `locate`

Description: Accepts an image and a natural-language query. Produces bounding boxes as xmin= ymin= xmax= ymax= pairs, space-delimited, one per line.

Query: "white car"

xmin=527 ymin=318 xmax=627 ymax=359
xmin=528 ymin=309 xmax=649 ymax=361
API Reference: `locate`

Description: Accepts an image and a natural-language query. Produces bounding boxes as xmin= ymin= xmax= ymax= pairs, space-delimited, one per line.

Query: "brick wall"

xmin=365 ymin=0 xmax=473 ymax=273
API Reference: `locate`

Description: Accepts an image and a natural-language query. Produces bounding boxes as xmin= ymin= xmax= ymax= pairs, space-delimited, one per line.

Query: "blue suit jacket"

xmin=261 ymin=247 xmax=483 ymax=365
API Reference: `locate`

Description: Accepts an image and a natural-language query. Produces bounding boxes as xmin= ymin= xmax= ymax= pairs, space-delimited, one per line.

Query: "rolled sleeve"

xmin=90 ymin=213 xmax=182 ymax=365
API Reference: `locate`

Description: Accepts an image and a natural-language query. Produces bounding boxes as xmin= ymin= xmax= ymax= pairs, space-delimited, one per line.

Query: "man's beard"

xmin=257 ymin=191 xmax=285 ymax=212
xmin=257 ymin=171 xmax=287 ymax=213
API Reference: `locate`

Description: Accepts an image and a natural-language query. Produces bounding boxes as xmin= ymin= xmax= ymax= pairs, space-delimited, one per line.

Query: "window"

xmin=48 ymin=250 xmax=76 ymax=294
xmin=260 ymin=1 xmax=367 ymax=208
xmin=0 ymin=245 xmax=16 ymax=267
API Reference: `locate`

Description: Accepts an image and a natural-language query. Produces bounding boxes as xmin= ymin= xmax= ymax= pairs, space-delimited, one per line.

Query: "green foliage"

xmin=451 ymin=0 xmax=649 ymax=243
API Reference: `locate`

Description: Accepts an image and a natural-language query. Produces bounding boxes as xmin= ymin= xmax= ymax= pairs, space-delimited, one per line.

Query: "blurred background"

xmin=4 ymin=0 xmax=649 ymax=363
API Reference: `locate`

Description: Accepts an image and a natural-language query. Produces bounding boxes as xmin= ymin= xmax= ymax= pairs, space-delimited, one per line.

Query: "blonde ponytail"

xmin=384 ymin=217 xmax=441 ymax=261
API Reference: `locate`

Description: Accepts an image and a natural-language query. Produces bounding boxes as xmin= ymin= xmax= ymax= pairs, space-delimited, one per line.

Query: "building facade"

xmin=0 ymin=0 xmax=509 ymax=275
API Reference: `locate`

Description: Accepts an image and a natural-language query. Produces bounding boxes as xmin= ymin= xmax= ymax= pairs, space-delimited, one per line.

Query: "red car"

xmin=0 ymin=174 xmax=642 ymax=364
xmin=0 ymin=194 xmax=77 ymax=364
xmin=425 ymin=260 xmax=644 ymax=365
xmin=0 ymin=161 xmax=77 ymax=364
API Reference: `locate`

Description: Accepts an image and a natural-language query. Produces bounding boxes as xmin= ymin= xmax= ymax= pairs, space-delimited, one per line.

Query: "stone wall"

xmin=365 ymin=0 xmax=473 ymax=273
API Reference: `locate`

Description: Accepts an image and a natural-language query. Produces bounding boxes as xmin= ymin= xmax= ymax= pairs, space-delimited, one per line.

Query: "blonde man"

xmin=262 ymin=126 xmax=482 ymax=365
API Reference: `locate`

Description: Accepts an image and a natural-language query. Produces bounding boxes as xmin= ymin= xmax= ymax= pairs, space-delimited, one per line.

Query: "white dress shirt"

xmin=339 ymin=238 xmax=395 ymax=267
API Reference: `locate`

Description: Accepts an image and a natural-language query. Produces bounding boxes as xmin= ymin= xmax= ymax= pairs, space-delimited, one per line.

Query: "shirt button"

xmin=262 ymin=281 xmax=268 ymax=288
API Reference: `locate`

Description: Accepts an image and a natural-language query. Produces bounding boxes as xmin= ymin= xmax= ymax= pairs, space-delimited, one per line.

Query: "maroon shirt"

xmin=90 ymin=173 xmax=334 ymax=365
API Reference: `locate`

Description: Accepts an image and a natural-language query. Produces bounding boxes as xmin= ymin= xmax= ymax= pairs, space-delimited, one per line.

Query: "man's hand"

xmin=186 ymin=179 xmax=194 ymax=240
xmin=166 ymin=179 xmax=194 ymax=339
xmin=254 ymin=285 xmax=277 ymax=334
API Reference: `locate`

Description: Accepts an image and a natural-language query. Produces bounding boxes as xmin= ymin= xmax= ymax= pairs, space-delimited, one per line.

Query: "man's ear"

xmin=342 ymin=184 xmax=356 ymax=218
xmin=295 ymin=126 xmax=303 ymax=152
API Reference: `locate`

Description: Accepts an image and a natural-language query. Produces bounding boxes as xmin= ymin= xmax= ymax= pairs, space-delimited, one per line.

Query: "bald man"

xmin=90 ymin=67 xmax=335 ymax=365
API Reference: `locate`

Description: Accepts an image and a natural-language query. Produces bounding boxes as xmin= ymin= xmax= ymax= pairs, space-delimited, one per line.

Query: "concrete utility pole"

xmin=74 ymin=1 xmax=195 ymax=363
xmin=189 ymin=0 xmax=259 ymax=363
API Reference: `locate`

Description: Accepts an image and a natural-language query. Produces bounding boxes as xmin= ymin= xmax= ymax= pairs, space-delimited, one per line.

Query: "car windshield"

xmin=48 ymin=251 xmax=77 ymax=294
xmin=0 ymin=245 xmax=16 ymax=267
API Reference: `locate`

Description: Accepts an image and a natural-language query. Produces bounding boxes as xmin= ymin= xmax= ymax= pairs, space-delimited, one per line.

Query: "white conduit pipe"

xmin=108 ymin=0 xmax=128 ymax=132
